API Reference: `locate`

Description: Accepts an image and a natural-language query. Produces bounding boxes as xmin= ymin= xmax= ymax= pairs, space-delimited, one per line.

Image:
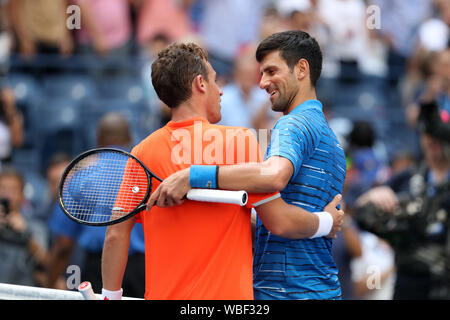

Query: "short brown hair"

xmin=151 ymin=42 xmax=209 ymax=108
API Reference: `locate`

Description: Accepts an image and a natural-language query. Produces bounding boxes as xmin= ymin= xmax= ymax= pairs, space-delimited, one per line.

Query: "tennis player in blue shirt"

xmin=149 ymin=31 xmax=347 ymax=300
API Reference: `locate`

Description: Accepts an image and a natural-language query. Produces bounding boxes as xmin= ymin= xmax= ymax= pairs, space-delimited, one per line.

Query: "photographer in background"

xmin=0 ymin=167 xmax=48 ymax=286
xmin=355 ymin=100 xmax=450 ymax=299
xmin=0 ymin=85 xmax=24 ymax=167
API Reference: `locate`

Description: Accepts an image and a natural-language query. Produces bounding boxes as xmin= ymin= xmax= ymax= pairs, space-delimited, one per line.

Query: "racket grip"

xmin=186 ymin=189 xmax=248 ymax=206
xmin=78 ymin=281 xmax=97 ymax=300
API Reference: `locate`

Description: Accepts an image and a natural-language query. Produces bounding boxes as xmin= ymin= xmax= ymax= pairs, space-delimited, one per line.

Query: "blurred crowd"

xmin=0 ymin=0 xmax=449 ymax=299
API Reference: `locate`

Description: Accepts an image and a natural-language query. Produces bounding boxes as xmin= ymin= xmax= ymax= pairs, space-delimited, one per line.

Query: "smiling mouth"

xmin=268 ymin=89 xmax=278 ymax=100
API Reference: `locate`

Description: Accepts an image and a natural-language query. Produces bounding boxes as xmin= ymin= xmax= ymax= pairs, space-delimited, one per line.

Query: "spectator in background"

xmin=0 ymin=86 xmax=24 ymax=167
xmin=74 ymin=0 xmax=132 ymax=56
xmin=278 ymin=0 xmax=313 ymax=32
xmin=198 ymin=0 xmax=270 ymax=81
xmin=417 ymin=0 xmax=450 ymax=53
xmin=344 ymin=121 xmax=389 ymax=208
xmin=9 ymin=0 xmax=73 ymax=59
xmin=34 ymin=152 xmax=71 ymax=223
xmin=354 ymin=100 xmax=450 ymax=299
xmin=136 ymin=0 xmax=194 ymax=46
xmin=318 ymin=0 xmax=385 ymax=81
xmin=331 ymin=211 xmax=362 ymax=300
xmin=406 ymin=49 xmax=450 ymax=128
xmin=0 ymin=0 xmax=12 ymax=76
xmin=405 ymin=1 xmax=449 ymax=109
xmin=74 ymin=0 xmax=133 ymax=77
xmin=370 ymin=0 xmax=433 ymax=87
xmin=350 ymin=231 xmax=396 ymax=300
xmin=259 ymin=6 xmax=288 ymax=41
xmin=389 ymin=150 xmax=416 ymax=176
xmin=218 ymin=52 xmax=267 ymax=129
xmin=275 ymin=0 xmax=330 ymax=45
xmin=45 ymin=113 xmax=145 ymax=298
xmin=0 ymin=167 xmax=48 ymax=286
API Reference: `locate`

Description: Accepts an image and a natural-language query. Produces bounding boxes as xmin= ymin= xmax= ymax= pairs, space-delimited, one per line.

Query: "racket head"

xmin=58 ymin=148 xmax=152 ymax=226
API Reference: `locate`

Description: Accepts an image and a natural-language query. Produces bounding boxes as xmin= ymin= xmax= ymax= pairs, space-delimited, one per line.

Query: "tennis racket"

xmin=58 ymin=148 xmax=248 ymax=226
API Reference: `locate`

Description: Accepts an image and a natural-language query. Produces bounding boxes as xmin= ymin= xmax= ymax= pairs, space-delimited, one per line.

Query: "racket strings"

xmin=61 ymin=151 xmax=149 ymax=224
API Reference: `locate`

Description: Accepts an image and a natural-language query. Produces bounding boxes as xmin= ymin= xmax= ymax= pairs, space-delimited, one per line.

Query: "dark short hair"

xmin=349 ymin=121 xmax=375 ymax=148
xmin=255 ymin=30 xmax=323 ymax=86
xmin=151 ymin=42 xmax=209 ymax=108
xmin=418 ymin=100 xmax=450 ymax=143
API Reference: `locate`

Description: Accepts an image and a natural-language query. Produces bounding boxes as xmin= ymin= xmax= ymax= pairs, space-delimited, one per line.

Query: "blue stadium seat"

xmin=31 ymin=98 xmax=81 ymax=134
xmin=29 ymin=98 xmax=85 ymax=168
xmin=4 ymin=73 xmax=41 ymax=106
xmin=11 ymin=148 xmax=42 ymax=174
xmin=42 ymin=74 xmax=97 ymax=101
xmin=97 ymin=76 xmax=145 ymax=104
xmin=331 ymin=105 xmax=375 ymax=121
xmin=334 ymin=80 xmax=386 ymax=110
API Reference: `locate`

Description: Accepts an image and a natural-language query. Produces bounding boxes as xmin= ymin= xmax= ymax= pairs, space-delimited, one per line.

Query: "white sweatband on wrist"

xmin=101 ymin=288 xmax=123 ymax=300
xmin=310 ymin=212 xmax=333 ymax=238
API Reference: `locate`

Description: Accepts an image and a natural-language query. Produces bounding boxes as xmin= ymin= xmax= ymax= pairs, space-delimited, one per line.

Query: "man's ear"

xmin=193 ymin=74 xmax=207 ymax=94
xmin=295 ymin=59 xmax=309 ymax=81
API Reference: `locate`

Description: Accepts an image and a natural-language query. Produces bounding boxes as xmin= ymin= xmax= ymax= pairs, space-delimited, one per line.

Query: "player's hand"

xmin=147 ymin=168 xmax=191 ymax=208
xmin=324 ymin=194 xmax=344 ymax=239
xmin=356 ymin=186 xmax=398 ymax=213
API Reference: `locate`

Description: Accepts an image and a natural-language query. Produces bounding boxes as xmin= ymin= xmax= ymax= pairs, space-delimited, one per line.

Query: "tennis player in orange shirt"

xmin=101 ymin=42 xmax=344 ymax=300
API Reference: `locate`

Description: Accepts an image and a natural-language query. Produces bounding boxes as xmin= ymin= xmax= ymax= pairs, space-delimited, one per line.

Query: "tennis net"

xmin=0 ymin=283 xmax=141 ymax=300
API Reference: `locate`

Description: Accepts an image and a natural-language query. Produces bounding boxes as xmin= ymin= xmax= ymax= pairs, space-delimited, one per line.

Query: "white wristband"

xmin=101 ymin=288 xmax=123 ymax=300
xmin=310 ymin=212 xmax=333 ymax=238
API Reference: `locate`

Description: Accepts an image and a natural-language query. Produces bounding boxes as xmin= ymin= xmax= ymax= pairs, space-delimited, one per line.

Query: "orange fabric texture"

xmin=132 ymin=117 xmax=272 ymax=300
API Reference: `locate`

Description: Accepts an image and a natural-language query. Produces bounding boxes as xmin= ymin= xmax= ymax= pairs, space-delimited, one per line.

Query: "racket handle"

xmin=186 ymin=189 xmax=248 ymax=206
xmin=78 ymin=281 xmax=97 ymax=300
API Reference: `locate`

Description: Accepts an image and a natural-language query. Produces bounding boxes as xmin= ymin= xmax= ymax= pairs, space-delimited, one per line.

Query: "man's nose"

xmin=259 ymin=75 xmax=269 ymax=90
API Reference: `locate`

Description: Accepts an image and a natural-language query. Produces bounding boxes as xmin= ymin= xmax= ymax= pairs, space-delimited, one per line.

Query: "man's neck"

xmin=285 ymin=89 xmax=318 ymax=115
xmin=171 ymin=101 xmax=208 ymax=122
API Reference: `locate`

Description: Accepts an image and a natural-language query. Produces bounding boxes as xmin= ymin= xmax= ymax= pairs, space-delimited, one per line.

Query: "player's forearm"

xmin=101 ymin=225 xmax=132 ymax=291
xmin=218 ymin=162 xmax=281 ymax=193
xmin=218 ymin=157 xmax=292 ymax=193
xmin=256 ymin=198 xmax=318 ymax=239
xmin=189 ymin=157 xmax=292 ymax=193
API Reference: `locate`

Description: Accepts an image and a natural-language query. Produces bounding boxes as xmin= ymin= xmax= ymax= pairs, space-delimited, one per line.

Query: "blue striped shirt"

xmin=253 ymin=100 xmax=346 ymax=300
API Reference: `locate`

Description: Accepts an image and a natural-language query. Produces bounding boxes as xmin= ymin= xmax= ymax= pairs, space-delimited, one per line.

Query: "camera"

xmin=0 ymin=198 xmax=10 ymax=216
xmin=355 ymin=173 xmax=450 ymax=298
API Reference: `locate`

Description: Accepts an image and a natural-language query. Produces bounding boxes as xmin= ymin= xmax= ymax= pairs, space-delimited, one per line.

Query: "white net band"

xmin=0 ymin=283 xmax=142 ymax=300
